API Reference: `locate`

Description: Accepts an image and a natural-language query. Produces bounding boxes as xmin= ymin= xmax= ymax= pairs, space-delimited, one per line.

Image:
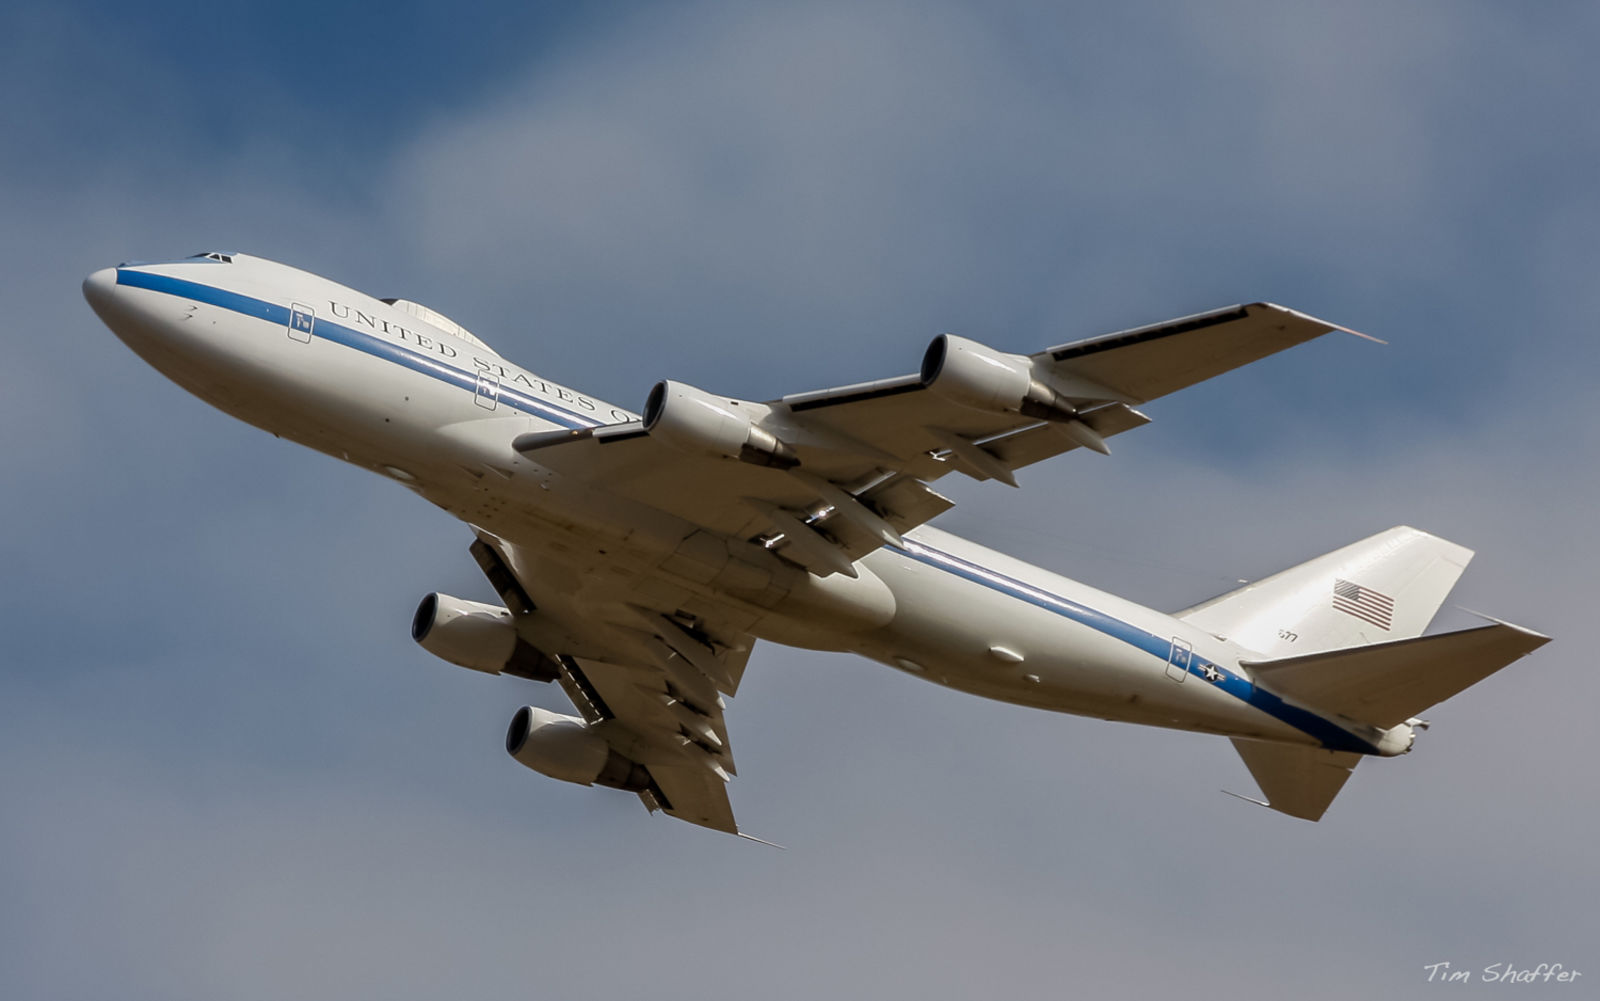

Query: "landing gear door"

xmin=288 ymin=302 xmax=315 ymax=343
xmin=1166 ymin=637 xmax=1192 ymax=682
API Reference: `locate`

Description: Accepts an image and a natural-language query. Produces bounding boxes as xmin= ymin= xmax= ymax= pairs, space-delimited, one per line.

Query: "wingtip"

xmin=1337 ymin=325 xmax=1387 ymax=345
xmin=1257 ymin=302 xmax=1386 ymax=345
xmin=1453 ymin=607 xmax=1553 ymax=646
xmin=1221 ymin=788 xmax=1271 ymax=809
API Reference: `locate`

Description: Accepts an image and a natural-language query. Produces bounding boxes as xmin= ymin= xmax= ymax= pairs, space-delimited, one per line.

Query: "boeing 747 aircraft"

xmin=84 ymin=253 xmax=1548 ymax=833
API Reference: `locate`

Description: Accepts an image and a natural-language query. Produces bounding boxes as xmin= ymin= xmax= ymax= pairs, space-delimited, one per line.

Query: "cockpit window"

xmin=189 ymin=252 xmax=234 ymax=263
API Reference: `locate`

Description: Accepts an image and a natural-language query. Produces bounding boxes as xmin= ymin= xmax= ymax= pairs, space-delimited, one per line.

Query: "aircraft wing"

xmin=515 ymin=303 xmax=1346 ymax=578
xmin=561 ymin=654 xmax=741 ymax=832
xmin=473 ymin=533 xmax=751 ymax=833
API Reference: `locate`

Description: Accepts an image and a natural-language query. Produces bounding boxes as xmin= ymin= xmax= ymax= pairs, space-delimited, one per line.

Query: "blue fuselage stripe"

xmin=897 ymin=541 xmax=1376 ymax=753
xmin=119 ymin=268 xmax=1373 ymax=754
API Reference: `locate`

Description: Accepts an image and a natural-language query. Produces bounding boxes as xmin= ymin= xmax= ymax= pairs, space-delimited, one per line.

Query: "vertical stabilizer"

xmin=1177 ymin=527 xmax=1473 ymax=658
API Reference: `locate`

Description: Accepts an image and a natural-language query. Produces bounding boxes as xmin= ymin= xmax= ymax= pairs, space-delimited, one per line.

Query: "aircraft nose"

xmin=84 ymin=265 xmax=168 ymax=356
xmin=82 ymin=267 xmax=122 ymax=319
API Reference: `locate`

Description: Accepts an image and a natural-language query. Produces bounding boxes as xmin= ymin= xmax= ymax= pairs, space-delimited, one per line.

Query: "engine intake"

xmin=411 ymin=593 xmax=559 ymax=681
xmin=505 ymin=706 xmax=652 ymax=791
xmin=920 ymin=333 xmax=1077 ymax=422
xmin=643 ymin=380 xmax=798 ymax=468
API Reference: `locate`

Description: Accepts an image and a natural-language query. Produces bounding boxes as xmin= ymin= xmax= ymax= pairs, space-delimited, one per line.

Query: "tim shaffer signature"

xmin=1425 ymin=962 xmax=1583 ymax=984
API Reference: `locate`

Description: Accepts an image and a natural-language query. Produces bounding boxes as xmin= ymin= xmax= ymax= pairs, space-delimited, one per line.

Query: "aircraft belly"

xmin=857 ymin=545 xmax=1307 ymax=742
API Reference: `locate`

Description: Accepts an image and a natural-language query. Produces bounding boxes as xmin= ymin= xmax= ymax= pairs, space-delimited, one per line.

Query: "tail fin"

xmin=1178 ymin=526 xmax=1473 ymax=658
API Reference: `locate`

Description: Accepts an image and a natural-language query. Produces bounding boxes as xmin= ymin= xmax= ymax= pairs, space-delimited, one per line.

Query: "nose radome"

xmin=82 ymin=267 xmax=119 ymax=315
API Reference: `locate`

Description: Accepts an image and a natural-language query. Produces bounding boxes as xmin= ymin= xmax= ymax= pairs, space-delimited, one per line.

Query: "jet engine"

xmin=411 ymin=593 xmax=559 ymax=681
xmin=643 ymin=380 xmax=798 ymax=468
xmin=505 ymin=706 xmax=653 ymax=791
xmin=920 ymin=333 xmax=1077 ymax=422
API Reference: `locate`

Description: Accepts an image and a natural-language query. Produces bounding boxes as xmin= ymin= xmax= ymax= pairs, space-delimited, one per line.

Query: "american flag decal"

xmin=1333 ymin=578 xmax=1394 ymax=630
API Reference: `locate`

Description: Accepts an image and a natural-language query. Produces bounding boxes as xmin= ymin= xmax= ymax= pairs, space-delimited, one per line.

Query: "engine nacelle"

xmin=505 ymin=706 xmax=652 ymax=791
xmin=411 ymin=593 xmax=559 ymax=682
xmin=643 ymin=380 xmax=798 ymax=468
xmin=920 ymin=333 xmax=1076 ymax=421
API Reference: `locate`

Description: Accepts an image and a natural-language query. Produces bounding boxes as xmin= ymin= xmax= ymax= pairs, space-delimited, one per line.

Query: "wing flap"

xmin=980 ymin=402 xmax=1151 ymax=469
xmin=646 ymin=760 xmax=739 ymax=833
xmin=860 ymin=473 xmax=955 ymax=534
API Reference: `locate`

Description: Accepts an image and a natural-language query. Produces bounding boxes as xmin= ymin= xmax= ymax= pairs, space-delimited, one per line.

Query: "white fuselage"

xmin=84 ymin=254 xmax=1393 ymax=757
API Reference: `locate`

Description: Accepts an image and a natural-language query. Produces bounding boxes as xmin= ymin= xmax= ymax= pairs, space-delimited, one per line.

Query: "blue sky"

xmin=3 ymin=2 xmax=1596 ymax=997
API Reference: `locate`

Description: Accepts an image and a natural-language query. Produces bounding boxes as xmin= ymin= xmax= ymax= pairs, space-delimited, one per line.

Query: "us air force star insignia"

xmin=1201 ymin=664 xmax=1224 ymax=683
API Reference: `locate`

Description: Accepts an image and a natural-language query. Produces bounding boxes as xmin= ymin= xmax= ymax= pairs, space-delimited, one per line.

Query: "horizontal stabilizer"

xmin=1230 ymin=739 xmax=1361 ymax=821
xmin=1245 ymin=622 xmax=1550 ymax=728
